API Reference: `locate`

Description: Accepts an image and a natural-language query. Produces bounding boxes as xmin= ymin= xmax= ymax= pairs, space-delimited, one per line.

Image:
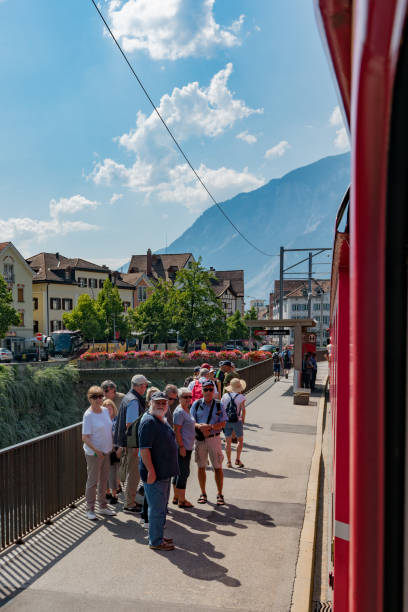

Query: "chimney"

xmin=147 ymin=248 xmax=152 ymax=276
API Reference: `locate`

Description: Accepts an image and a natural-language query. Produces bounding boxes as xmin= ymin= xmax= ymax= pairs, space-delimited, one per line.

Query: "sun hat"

xmin=225 ymin=378 xmax=247 ymax=393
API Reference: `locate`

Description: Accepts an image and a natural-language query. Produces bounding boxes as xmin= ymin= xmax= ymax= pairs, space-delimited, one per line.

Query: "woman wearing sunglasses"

xmin=172 ymin=387 xmax=196 ymax=508
xmin=82 ymin=385 xmax=117 ymax=520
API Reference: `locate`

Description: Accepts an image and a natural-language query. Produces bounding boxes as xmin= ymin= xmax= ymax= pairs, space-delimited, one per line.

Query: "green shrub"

xmin=0 ymin=364 xmax=80 ymax=448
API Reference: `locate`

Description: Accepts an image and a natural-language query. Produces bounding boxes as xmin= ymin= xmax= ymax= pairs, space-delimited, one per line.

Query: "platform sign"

xmin=272 ymin=329 xmax=290 ymax=335
xmin=254 ymin=330 xmax=267 ymax=336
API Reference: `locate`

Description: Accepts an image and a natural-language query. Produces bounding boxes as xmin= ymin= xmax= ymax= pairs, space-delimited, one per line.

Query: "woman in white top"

xmin=221 ymin=378 xmax=246 ymax=468
xmin=82 ymin=385 xmax=116 ymax=520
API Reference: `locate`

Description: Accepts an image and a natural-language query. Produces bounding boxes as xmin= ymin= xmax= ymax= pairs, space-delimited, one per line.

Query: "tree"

xmin=62 ymin=294 xmax=104 ymax=343
xmin=128 ymin=281 xmax=175 ymax=345
xmin=226 ymin=310 xmax=249 ymax=340
xmin=171 ymin=260 xmax=227 ymax=350
xmin=244 ymin=306 xmax=258 ymax=321
xmin=96 ymin=279 xmax=130 ymax=343
xmin=0 ymin=275 xmax=21 ymax=338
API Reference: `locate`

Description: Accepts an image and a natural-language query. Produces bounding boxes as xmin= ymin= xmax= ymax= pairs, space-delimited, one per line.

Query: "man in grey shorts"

xmin=190 ymin=381 xmax=227 ymax=505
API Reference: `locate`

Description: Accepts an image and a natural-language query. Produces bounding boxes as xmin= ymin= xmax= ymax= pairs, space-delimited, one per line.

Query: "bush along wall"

xmin=0 ymin=364 xmax=80 ymax=449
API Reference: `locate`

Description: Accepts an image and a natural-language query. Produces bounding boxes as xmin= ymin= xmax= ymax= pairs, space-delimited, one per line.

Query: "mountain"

xmin=158 ymin=153 xmax=350 ymax=298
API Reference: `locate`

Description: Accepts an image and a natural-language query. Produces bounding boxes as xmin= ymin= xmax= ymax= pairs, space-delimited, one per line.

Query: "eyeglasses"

xmin=181 ymin=395 xmax=192 ymax=399
xmin=203 ymin=388 xmax=214 ymax=392
xmin=168 ymin=396 xmax=178 ymax=401
xmin=91 ymin=394 xmax=104 ymax=399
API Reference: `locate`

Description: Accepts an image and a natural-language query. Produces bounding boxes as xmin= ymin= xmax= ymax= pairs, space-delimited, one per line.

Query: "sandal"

xmin=197 ymin=493 xmax=207 ymax=504
xmin=235 ymin=460 xmax=245 ymax=468
xmin=172 ymin=497 xmax=179 ymax=505
xmin=178 ymin=500 xmax=194 ymax=508
xmin=216 ymin=494 xmax=225 ymax=506
xmin=226 ymin=461 xmax=232 ymax=468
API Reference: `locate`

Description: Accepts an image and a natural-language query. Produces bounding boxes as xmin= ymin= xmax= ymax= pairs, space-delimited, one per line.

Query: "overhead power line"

xmin=89 ymin=0 xmax=277 ymax=258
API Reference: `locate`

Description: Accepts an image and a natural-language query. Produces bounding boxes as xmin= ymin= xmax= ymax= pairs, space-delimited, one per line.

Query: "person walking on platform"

xmin=172 ymin=387 xmax=196 ymax=508
xmin=272 ymin=349 xmax=283 ymax=382
xmin=281 ymin=347 xmax=292 ymax=379
xmin=310 ymin=352 xmax=317 ymax=392
xmin=191 ymin=382 xmax=227 ymax=506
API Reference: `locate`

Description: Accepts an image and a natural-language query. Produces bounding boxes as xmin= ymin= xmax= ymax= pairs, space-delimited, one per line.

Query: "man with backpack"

xmin=272 ymin=349 xmax=283 ymax=382
xmin=221 ymin=378 xmax=247 ymax=468
xmin=281 ymin=347 xmax=292 ymax=379
xmin=190 ymin=381 xmax=227 ymax=506
xmin=114 ymin=374 xmax=150 ymax=513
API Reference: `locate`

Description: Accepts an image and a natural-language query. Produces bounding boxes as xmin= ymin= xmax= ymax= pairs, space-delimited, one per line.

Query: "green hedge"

xmin=0 ymin=364 xmax=80 ymax=449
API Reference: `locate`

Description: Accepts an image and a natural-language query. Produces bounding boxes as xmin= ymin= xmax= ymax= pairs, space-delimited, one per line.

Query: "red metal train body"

xmin=316 ymin=1 xmax=408 ymax=610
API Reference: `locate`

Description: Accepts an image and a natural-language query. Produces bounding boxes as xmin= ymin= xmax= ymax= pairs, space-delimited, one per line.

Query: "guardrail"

xmin=0 ymin=424 xmax=85 ymax=551
xmin=0 ymin=358 xmax=273 ymax=551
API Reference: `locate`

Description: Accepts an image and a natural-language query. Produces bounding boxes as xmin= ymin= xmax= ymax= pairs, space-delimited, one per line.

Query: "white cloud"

xmin=329 ymin=105 xmax=350 ymax=150
xmin=89 ymin=63 xmax=263 ymax=212
xmin=236 ymin=130 xmax=257 ymax=144
xmin=334 ymin=127 xmax=349 ymax=150
xmin=118 ymin=63 xmax=263 ymax=153
xmin=0 ymin=195 xmax=101 ymax=242
xmin=107 ymin=0 xmax=245 ymax=60
xmin=329 ymin=105 xmax=342 ymax=126
xmin=49 ymin=194 xmax=100 ymax=218
xmin=110 ymin=193 xmax=123 ymax=204
xmin=265 ymin=140 xmax=290 ymax=159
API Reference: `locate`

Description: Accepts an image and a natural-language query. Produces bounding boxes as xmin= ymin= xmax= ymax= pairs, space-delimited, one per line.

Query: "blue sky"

xmin=0 ymin=0 xmax=348 ymax=270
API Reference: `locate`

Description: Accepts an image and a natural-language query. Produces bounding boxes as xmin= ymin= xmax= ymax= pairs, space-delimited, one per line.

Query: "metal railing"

xmin=238 ymin=358 xmax=274 ymax=391
xmin=0 ymin=358 xmax=273 ymax=551
xmin=0 ymin=423 xmax=85 ymax=551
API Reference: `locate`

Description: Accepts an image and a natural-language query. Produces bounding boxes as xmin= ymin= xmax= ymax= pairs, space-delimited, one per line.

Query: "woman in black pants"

xmin=172 ymin=387 xmax=196 ymax=508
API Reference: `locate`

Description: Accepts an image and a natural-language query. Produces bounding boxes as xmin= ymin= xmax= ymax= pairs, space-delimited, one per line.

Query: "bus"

xmin=48 ymin=330 xmax=84 ymax=357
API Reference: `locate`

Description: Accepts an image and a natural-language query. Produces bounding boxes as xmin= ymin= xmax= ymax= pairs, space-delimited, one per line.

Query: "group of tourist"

xmin=81 ymin=360 xmax=247 ymax=552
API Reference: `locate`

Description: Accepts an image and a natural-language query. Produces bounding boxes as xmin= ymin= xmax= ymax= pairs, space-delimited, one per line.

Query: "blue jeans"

xmin=144 ymin=479 xmax=171 ymax=546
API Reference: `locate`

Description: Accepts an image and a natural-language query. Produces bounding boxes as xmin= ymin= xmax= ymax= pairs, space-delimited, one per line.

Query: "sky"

xmin=0 ymin=0 xmax=348 ymax=271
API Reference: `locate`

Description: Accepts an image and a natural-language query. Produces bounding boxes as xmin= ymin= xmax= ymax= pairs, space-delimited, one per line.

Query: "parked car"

xmin=0 ymin=348 xmax=13 ymax=362
xmin=259 ymin=344 xmax=277 ymax=352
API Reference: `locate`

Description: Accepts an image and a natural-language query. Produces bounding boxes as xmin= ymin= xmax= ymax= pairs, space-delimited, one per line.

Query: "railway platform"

xmin=0 ymin=364 xmax=327 ymax=612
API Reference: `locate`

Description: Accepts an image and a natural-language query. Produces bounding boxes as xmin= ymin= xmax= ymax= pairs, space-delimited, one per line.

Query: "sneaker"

xmin=137 ymin=485 xmax=145 ymax=496
xmin=149 ymin=542 xmax=175 ymax=551
xmin=109 ymin=496 xmax=118 ymax=505
xmin=106 ymin=493 xmax=112 ymax=500
xmin=124 ymin=504 xmax=142 ymax=513
xmin=99 ymin=507 xmax=116 ymax=516
xmin=87 ymin=511 xmax=97 ymax=520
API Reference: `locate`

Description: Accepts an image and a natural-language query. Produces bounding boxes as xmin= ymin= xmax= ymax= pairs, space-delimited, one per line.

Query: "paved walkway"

xmin=0 ymin=364 xmax=327 ymax=612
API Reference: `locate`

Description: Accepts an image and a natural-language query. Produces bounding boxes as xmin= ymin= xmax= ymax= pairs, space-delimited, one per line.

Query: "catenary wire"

xmin=89 ymin=0 xmax=278 ymax=258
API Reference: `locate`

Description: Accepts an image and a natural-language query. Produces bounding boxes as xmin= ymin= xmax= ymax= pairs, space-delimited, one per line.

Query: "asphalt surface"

xmin=0 ymin=366 xmax=325 ymax=612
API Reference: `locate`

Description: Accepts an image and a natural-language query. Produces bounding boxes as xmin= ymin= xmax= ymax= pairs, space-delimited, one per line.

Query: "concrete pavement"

xmin=0 ymin=364 xmax=327 ymax=612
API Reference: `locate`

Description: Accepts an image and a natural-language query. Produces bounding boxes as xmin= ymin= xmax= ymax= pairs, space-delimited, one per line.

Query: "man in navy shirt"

xmin=191 ymin=382 xmax=227 ymax=506
xmin=139 ymin=392 xmax=179 ymax=551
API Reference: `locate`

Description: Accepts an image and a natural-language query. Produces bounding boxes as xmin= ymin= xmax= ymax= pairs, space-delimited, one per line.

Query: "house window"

xmin=122 ymin=301 xmax=131 ymax=312
xmin=78 ymin=277 xmax=87 ymax=287
xmin=50 ymin=320 xmax=63 ymax=332
xmin=33 ymin=320 xmax=39 ymax=333
xmin=50 ymin=298 xmax=61 ymax=310
xmin=19 ymin=312 xmax=24 ymax=327
xmin=33 ymin=297 xmax=38 ymax=310
xmin=99 ymin=279 xmax=105 ymax=288
xmin=89 ymin=278 xmax=98 ymax=288
xmin=313 ymin=303 xmax=321 ymax=311
xmin=17 ymin=287 xmax=24 ymax=302
xmin=3 ymin=263 xmax=14 ymax=282
xmin=323 ymin=303 xmax=330 ymax=310
xmin=323 ymin=316 xmax=330 ymax=324
xmin=138 ymin=286 xmax=147 ymax=302
xmin=63 ymin=298 xmax=73 ymax=311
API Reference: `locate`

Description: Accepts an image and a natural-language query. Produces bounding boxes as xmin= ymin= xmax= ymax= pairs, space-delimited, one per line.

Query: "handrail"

xmin=0 ymin=358 xmax=274 ymax=551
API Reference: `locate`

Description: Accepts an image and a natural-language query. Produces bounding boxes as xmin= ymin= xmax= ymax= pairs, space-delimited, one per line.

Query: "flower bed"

xmin=77 ymin=348 xmax=257 ymax=368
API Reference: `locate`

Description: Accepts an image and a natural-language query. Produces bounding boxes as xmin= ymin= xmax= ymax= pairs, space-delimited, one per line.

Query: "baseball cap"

xmin=131 ymin=374 xmax=151 ymax=386
xmin=223 ymin=360 xmax=233 ymax=367
xmin=151 ymin=391 xmax=168 ymax=401
xmin=201 ymin=362 xmax=211 ymax=369
xmin=194 ymin=366 xmax=201 ymax=373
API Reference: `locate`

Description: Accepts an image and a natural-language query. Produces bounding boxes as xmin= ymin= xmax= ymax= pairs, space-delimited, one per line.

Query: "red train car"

xmin=315 ymin=1 xmax=408 ymax=610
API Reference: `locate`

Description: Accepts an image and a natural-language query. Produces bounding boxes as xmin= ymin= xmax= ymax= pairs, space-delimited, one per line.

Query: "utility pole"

xmin=279 ymin=246 xmax=284 ymax=351
xmin=308 ymin=252 xmax=312 ymax=319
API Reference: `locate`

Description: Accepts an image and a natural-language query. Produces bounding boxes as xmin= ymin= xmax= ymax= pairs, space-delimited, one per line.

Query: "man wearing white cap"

xmin=114 ymin=374 xmax=150 ymax=512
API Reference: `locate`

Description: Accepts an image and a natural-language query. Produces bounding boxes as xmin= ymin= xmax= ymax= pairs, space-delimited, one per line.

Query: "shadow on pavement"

xmin=0 ymin=502 xmax=106 ymax=604
xmin=223 ymin=466 xmax=286 ymax=480
xmin=241 ymin=442 xmax=273 ymax=452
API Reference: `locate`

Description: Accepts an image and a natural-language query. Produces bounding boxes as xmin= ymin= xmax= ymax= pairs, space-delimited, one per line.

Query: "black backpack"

xmin=272 ymin=352 xmax=280 ymax=363
xmin=225 ymin=392 xmax=239 ymax=423
xmin=126 ymin=409 xmax=147 ymax=448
